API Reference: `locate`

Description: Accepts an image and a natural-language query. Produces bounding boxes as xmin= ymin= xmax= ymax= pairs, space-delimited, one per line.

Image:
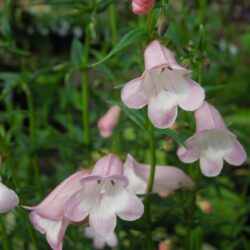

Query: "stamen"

xmin=97 ymin=180 xmax=101 ymax=184
xmin=161 ymin=67 xmax=166 ymax=72
xmin=111 ymin=180 xmax=115 ymax=186
xmin=167 ymin=66 xmax=173 ymax=71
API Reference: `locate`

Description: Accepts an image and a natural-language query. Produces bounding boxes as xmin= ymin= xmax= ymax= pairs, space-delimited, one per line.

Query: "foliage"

xmin=0 ymin=0 xmax=249 ymax=250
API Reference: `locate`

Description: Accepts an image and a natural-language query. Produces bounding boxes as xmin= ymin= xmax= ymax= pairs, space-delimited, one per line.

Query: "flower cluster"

xmin=25 ymin=154 xmax=192 ymax=249
xmin=22 ymin=39 xmax=246 ymax=250
xmin=121 ymin=40 xmax=246 ymax=177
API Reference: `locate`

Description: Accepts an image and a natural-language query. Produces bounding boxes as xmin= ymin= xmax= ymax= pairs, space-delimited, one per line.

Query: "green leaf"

xmin=226 ymin=109 xmax=250 ymax=126
xmin=156 ymin=128 xmax=186 ymax=146
xmin=111 ymin=101 xmax=146 ymax=129
xmin=70 ymin=38 xmax=83 ymax=65
xmin=91 ymin=29 xmax=145 ymax=67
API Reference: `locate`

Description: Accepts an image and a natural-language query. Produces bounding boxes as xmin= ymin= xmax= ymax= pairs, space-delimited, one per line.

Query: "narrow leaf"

xmin=91 ymin=29 xmax=145 ymax=67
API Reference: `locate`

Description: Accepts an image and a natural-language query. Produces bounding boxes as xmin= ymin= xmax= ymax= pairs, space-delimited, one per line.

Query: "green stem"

xmin=0 ymin=217 xmax=10 ymax=250
xmin=144 ymin=119 xmax=157 ymax=250
xmin=146 ymin=12 xmax=155 ymax=36
xmin=109 ymin=3 xmax=117 ymax=46
xmin=82 ymin=26 xmax=91 ymax=158
xmin=24 ymin=85 xmax=42 ymax=197
xmin=7 ymin=158 xmax=40 ymax=250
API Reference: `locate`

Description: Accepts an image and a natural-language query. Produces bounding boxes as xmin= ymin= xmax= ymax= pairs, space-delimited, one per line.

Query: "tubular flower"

xmin=0 ymin=177 xmax=19 ymax=214
xmin=177 ymin=101 xmax=247 ymax=177
xmin=25 ymin=169 xmax=91 ymax=250
xmin=64 ymin=154 xmax=144 ymax=236
xmin=132 ymin=0 xmax=155 ymax=15
xmin=124 ymin=154 xmax=193 ymax=195
xmin=84 ymin=226 xmax=118 ymax=249
xmin=121 ymin=40 xmax=205 ymax=129
xmin=98 ymin=105 xmax=121 ymax=138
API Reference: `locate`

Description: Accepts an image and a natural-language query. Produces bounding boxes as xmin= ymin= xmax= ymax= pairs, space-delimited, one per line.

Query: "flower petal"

xmin=124 ymin=155 xmax=147 ymax=194
xmin=89 ymin=211 xmax=116 ymax=236
xmin=125 ymin=155 xmax=193 ymax=193
xmin=92 ymin=154 xmax=124 ymax=176
xmin=106 ymin=231 xmax=118 ymax=247
xmin=224 ymin=138 xmax=247 ymax=166
xmin=114 ymin=188 xmax=144 ymax=221
xmin=30 ymin=212 xmax=68 ymax=250
xmin=0 ymin=182 xmax=19 ymax=213
xmin=177 ymin=80 xmax=205 ymax=111
xmin=64 ymin=179 xmax=100 ymax=222
xmin=121 ymin=77 xmax=148 ymax=109
xmin=177 ymin=137 xmax=199 ymax=163
xmin=148 ymin=93 xmax=178 ymax=128
xmin=93 ymin=238 xmax=105 ymax=249
xmin=200 ymin=156 xmax=223 ymax=177
xmin=24 ymin=169 xmax=90 ymax=220
xmin=195 ymin=101 xmax=228 ymax=132
xmin=144 ymin=40 xmax=175 ymax=70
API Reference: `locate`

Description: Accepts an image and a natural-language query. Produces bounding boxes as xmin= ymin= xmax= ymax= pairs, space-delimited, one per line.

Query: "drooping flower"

xmin=0 ymin=177 xmax=19 ymax=213
xmin=124 ymin=154 xmax=193 ymax=195
xmin=84 ymin=226 xmax=118 ymax=249
xmin=64 ymin=154 xmax=144 ymax=236
xmin=177 ymin=101 xmax=247 ymax=177
xmin=121 ymin=40 xmax=205 ymax=129
xmin=25 ymin=169 xmax=91 ymax=250
xmin=132 ymin=0 xmax=155 ymax=15
xmin=98 ymin=105 xmax=121 ymax=138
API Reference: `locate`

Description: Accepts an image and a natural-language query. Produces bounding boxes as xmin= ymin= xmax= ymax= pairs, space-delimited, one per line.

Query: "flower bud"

xmin=196 ymin=197 xmax=212 ymax=214
xmin=157 ymin=15 xmax=169 ymax=37
xmin=98 ymin=105 xmax=121 ymax=138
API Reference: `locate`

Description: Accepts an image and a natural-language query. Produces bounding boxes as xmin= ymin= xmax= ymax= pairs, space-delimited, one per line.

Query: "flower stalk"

xmin=23 ymin=85 xmax=42 ymax=198
xmin=7 ymin=157 xmax=40 ymax=250
xmin=0 ymin=217 xmax=10 ymax=250
xmin=144 ymin=117 xmax=157 ymax=250
xmin=82 ymin=26 xmax=91 ymax=158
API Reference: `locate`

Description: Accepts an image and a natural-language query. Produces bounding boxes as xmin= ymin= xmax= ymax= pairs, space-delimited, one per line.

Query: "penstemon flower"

xmin=124 ymin=154 xmax=193 ymax=195
xmin=0 ymin=177 xmax=19 ymax=214
xmin=25 ymin=169 xmax=91 ymax=250
xmin=132 ymin=0 xmax=155 ymax=15
xmin=177 ymin=101 xmax=247 ymax=177
xmin=98 ymin=105 xmax=121 ymax=138
xmin=121 ymin=40 xmax=205 ymax=129
xmin=64 ymin=154 xmax=144 ymax=236
xmin=84 ymin=226 xmax=118 ymax=249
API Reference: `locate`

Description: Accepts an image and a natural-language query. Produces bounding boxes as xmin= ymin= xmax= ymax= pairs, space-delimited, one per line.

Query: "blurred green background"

xmin=0 ymin=0 xmax=249 ymax=249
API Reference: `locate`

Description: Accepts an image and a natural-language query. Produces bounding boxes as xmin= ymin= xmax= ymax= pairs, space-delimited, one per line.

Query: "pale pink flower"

xmin=132 ymin=0 xmax=155 ymax=15
xmin=98 ymin=105 xmax=121 ymax=138
xmin=64 ymin=154 xmax=144 ymax=236
xmin=25 ymin=169 xmax=91 ymax=250
xmin=124 ymin=154 xmax=193 ymax=195
xmin=84 ymin=226 xmax=118 ymax=249
xmin=121 ymin=40 xmax=205 ymax=129
xmin=177 ymin=101 xmax=247 ymax=177
xmin=0 ymin=177 xmax=19 ymax=213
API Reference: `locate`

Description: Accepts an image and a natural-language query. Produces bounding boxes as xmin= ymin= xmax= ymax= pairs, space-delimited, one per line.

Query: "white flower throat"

xmin=97 ymin=179 xmax=115 ymax=194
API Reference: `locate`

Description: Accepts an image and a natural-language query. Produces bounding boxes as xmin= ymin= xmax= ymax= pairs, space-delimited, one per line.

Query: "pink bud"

xmin=98 ymin=105 xmax=121 ymax=138
xmin=132 ymin=0 xmax=155 ymax=15
xmin=159 ymin=191 xmax=172 ymax=198
xmin=197 ymin=199 xmax=213 ymax=214
xmin=159 ymin=241 xmax=171 ymax=250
